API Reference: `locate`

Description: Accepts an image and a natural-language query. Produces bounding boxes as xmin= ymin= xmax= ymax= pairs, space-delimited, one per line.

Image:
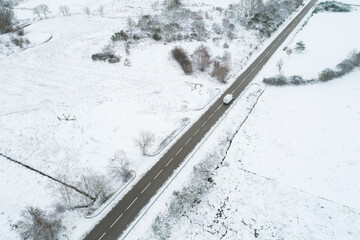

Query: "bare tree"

xmin=59 ymin=5 xmax=70 ymax=16
xmin=192 ymin=44 xmax=211 ymax=72
xmin=294 ymin=41 xmax=305 ymax=52
xmin=33 ymin=4 xmax=50 ymax=19
xmin=32 ymin=6 xmax=42 ymax=19
xmin=0 ymin=7 xmax=15 ymax=33
xmin=286 ymin=48 xmax=293 ymax=56
xmin=39 ymin=4 xmax=50 ymax=18
xmin=136 ymin=131 xmax=155 ymax=156
xmin=17 ymin=207 xmax=63 ymax=240
xmin=79 ymin=173 xmax=112 ymax=204
xmin=108 ymin=150 xmax=133 ymax=182
xmin=83 ymin=7 xmax=91 ymax=17
xmin=55 ymin=174 xmax=74 ymax=208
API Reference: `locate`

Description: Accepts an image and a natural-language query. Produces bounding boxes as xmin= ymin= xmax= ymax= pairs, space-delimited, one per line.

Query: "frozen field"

xmin=0 ymin=0 xmax=262 ymax=239
xmin=127 ymin=1 xmax=360 ymax=239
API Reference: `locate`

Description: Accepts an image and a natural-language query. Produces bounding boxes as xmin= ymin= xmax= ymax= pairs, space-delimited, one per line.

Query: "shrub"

xmin=0 ymin=7 xmax=15 ymax=33
xmin=294 ymin=41 xmax=305 ymax=52
xmin=17 ymin=207 xmax=63 ymax=240
xmin=132 ymin=34 xmax=141 ymax=40
xmin=152 ymin=33 xmax=162 ymax=41
xmin=17 ymin=29 xmax=24 ymax=36
xmin=33 ymin=4 xmax=50 ymax=19
xmin=171 ymin=46 xmax=193 ymax=74
xmin=59 ymin=5 xmax=70 ymax=16
xmin=223 ymin=42 xmax=229 ymax=48
xmin=246 ymin=0 xmax=304 ymax=37
xmin=212 ymin=22 xmax=223 ymax=35
xmin=348 ymin=51 xmax=360 ymax=67
xmin=108 ymin=57 xmax=120 ymax=63
xmin=111 ymin=30 xmax=129 ymax=42
xmin=191 ymin=18 xmax=207 ymax=40
xmin=109 ymin=151 xmax=133 ymax=182
xmin=91 ymin=53 xmax=108 ymax=61
xmin=192 ymin=44 xmax=211 ymax=72
xmin=212 ymin=60 xmax=229 ymax=83
xmin=313 ymin=1 xmax=351 ymax=14
xmin=319 ymin=68 xmax=337 ymax=82
xmin=83 ymin=7 xmax=91 ymax=17
xmin=79 ymin=174 xmax=112 ymax=204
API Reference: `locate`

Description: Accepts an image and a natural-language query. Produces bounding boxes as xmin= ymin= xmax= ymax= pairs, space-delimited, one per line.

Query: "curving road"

xmin=83 ymin=1 xmax=317 ymax=239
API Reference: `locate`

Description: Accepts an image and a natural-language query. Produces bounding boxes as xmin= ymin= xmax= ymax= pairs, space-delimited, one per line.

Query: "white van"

xmin=223 ymin=94 xmax=234 ymax=105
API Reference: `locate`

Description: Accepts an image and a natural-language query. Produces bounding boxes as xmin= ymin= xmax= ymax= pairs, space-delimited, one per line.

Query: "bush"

xmin=17 ymin=207 xmax=63 ymax=240
xmin=289 ymin=75 xmax=305 ymax=85
xmin=336 ymin=59 xmax=355 ymax=76
xmin=59 ymin=5 xmax=70 ymax=16
xmin=17 ymin=28 xmax=24 ymax=36
xmin=91 ymin=53 xmax=120 ymax=63
xmin=246 ymin=0 xmax=304 ymax=37
xmin=191 ymin=18 xmax=207 ymax=40
xmin=171 ymin=46 xmax=193 ymax=75
xmin=319 ymin=68 xmax=337 ymax=82
xmin=0 ymin=7 xmax=15 ymax=33
xmin=336 ymin=51 xmax=360 ymax=76
xmin=294 ymin=41 xmax=305 ymax=52
xmin=263 ymin=75 xmax=287 ymax=85
xmin=152 ymin=33 xmax=162 ymax=41
xmin=192 ymin=44 xmax=211 ymax=72
xmin=212 ymin=60 xmax=229 ymax=83
xmin=11 ymin=37 xmax=29 ymax=48
xmin=111 ymin=30 xmax=129 ymax=42
xmin=313 ymin=1 xmax=351 ymax=14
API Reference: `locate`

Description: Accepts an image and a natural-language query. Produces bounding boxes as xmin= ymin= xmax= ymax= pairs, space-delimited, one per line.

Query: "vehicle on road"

xmin=223 ymin=94 xmax=234 ymax=105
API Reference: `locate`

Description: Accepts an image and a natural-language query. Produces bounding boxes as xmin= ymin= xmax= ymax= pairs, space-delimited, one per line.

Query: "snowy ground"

xmin=127 ymin=1 xmax=360 ymax=240
xmin=0 ymin=0 xmax=266 ymax=239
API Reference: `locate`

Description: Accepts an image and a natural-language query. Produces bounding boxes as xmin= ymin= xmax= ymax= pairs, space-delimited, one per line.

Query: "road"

xmin=83 ymin=1 xmax=317 ymax=239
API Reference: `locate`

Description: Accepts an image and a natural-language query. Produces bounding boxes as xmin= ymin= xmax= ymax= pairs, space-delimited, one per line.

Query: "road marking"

xmin=165 ymin=158 xmax=174 ymax=167
xmin=193 ymin=128 xmax=200 ymax=137
xmin=185 ymin=137 xmax=192 ymax=145
xmin=99 ymin=232 xmax=106 ymax=240
xmin=201 ymin=121 xmax=206 ymax=127
xmin=154 ymin=169 xmax=163 ymax=180
xmin=141 ymin=182 xmax=151 ymax=194
xmin=175 ymin=147 xmax=183 ymax=156
xmin=110 ymin=213 xmax=124 ymax=228
xmin=126 ymin=197 xmax=138 ymax=210
xmin=209 ymin=112 xmax=214 ymax=119
xmin=216 ymin=104 xmax=222 ymax=111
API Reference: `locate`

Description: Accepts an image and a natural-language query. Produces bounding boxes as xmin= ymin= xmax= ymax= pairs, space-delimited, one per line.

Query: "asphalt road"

xmin=83 ymin=1 xmax=317 ymax=239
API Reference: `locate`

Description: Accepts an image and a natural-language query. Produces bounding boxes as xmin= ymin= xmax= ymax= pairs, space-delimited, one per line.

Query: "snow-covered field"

xmin=0 ymin=0 xmax=266 ymax=239
xmin=2 ymin=0 xmax=359 ymax=239
xmin=127 ymin=1 xmax=360 ymax=239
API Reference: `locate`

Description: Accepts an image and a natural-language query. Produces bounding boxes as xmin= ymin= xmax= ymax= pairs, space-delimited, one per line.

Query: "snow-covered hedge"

xmin=313 ymin=1 xmax=351 ymax=14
